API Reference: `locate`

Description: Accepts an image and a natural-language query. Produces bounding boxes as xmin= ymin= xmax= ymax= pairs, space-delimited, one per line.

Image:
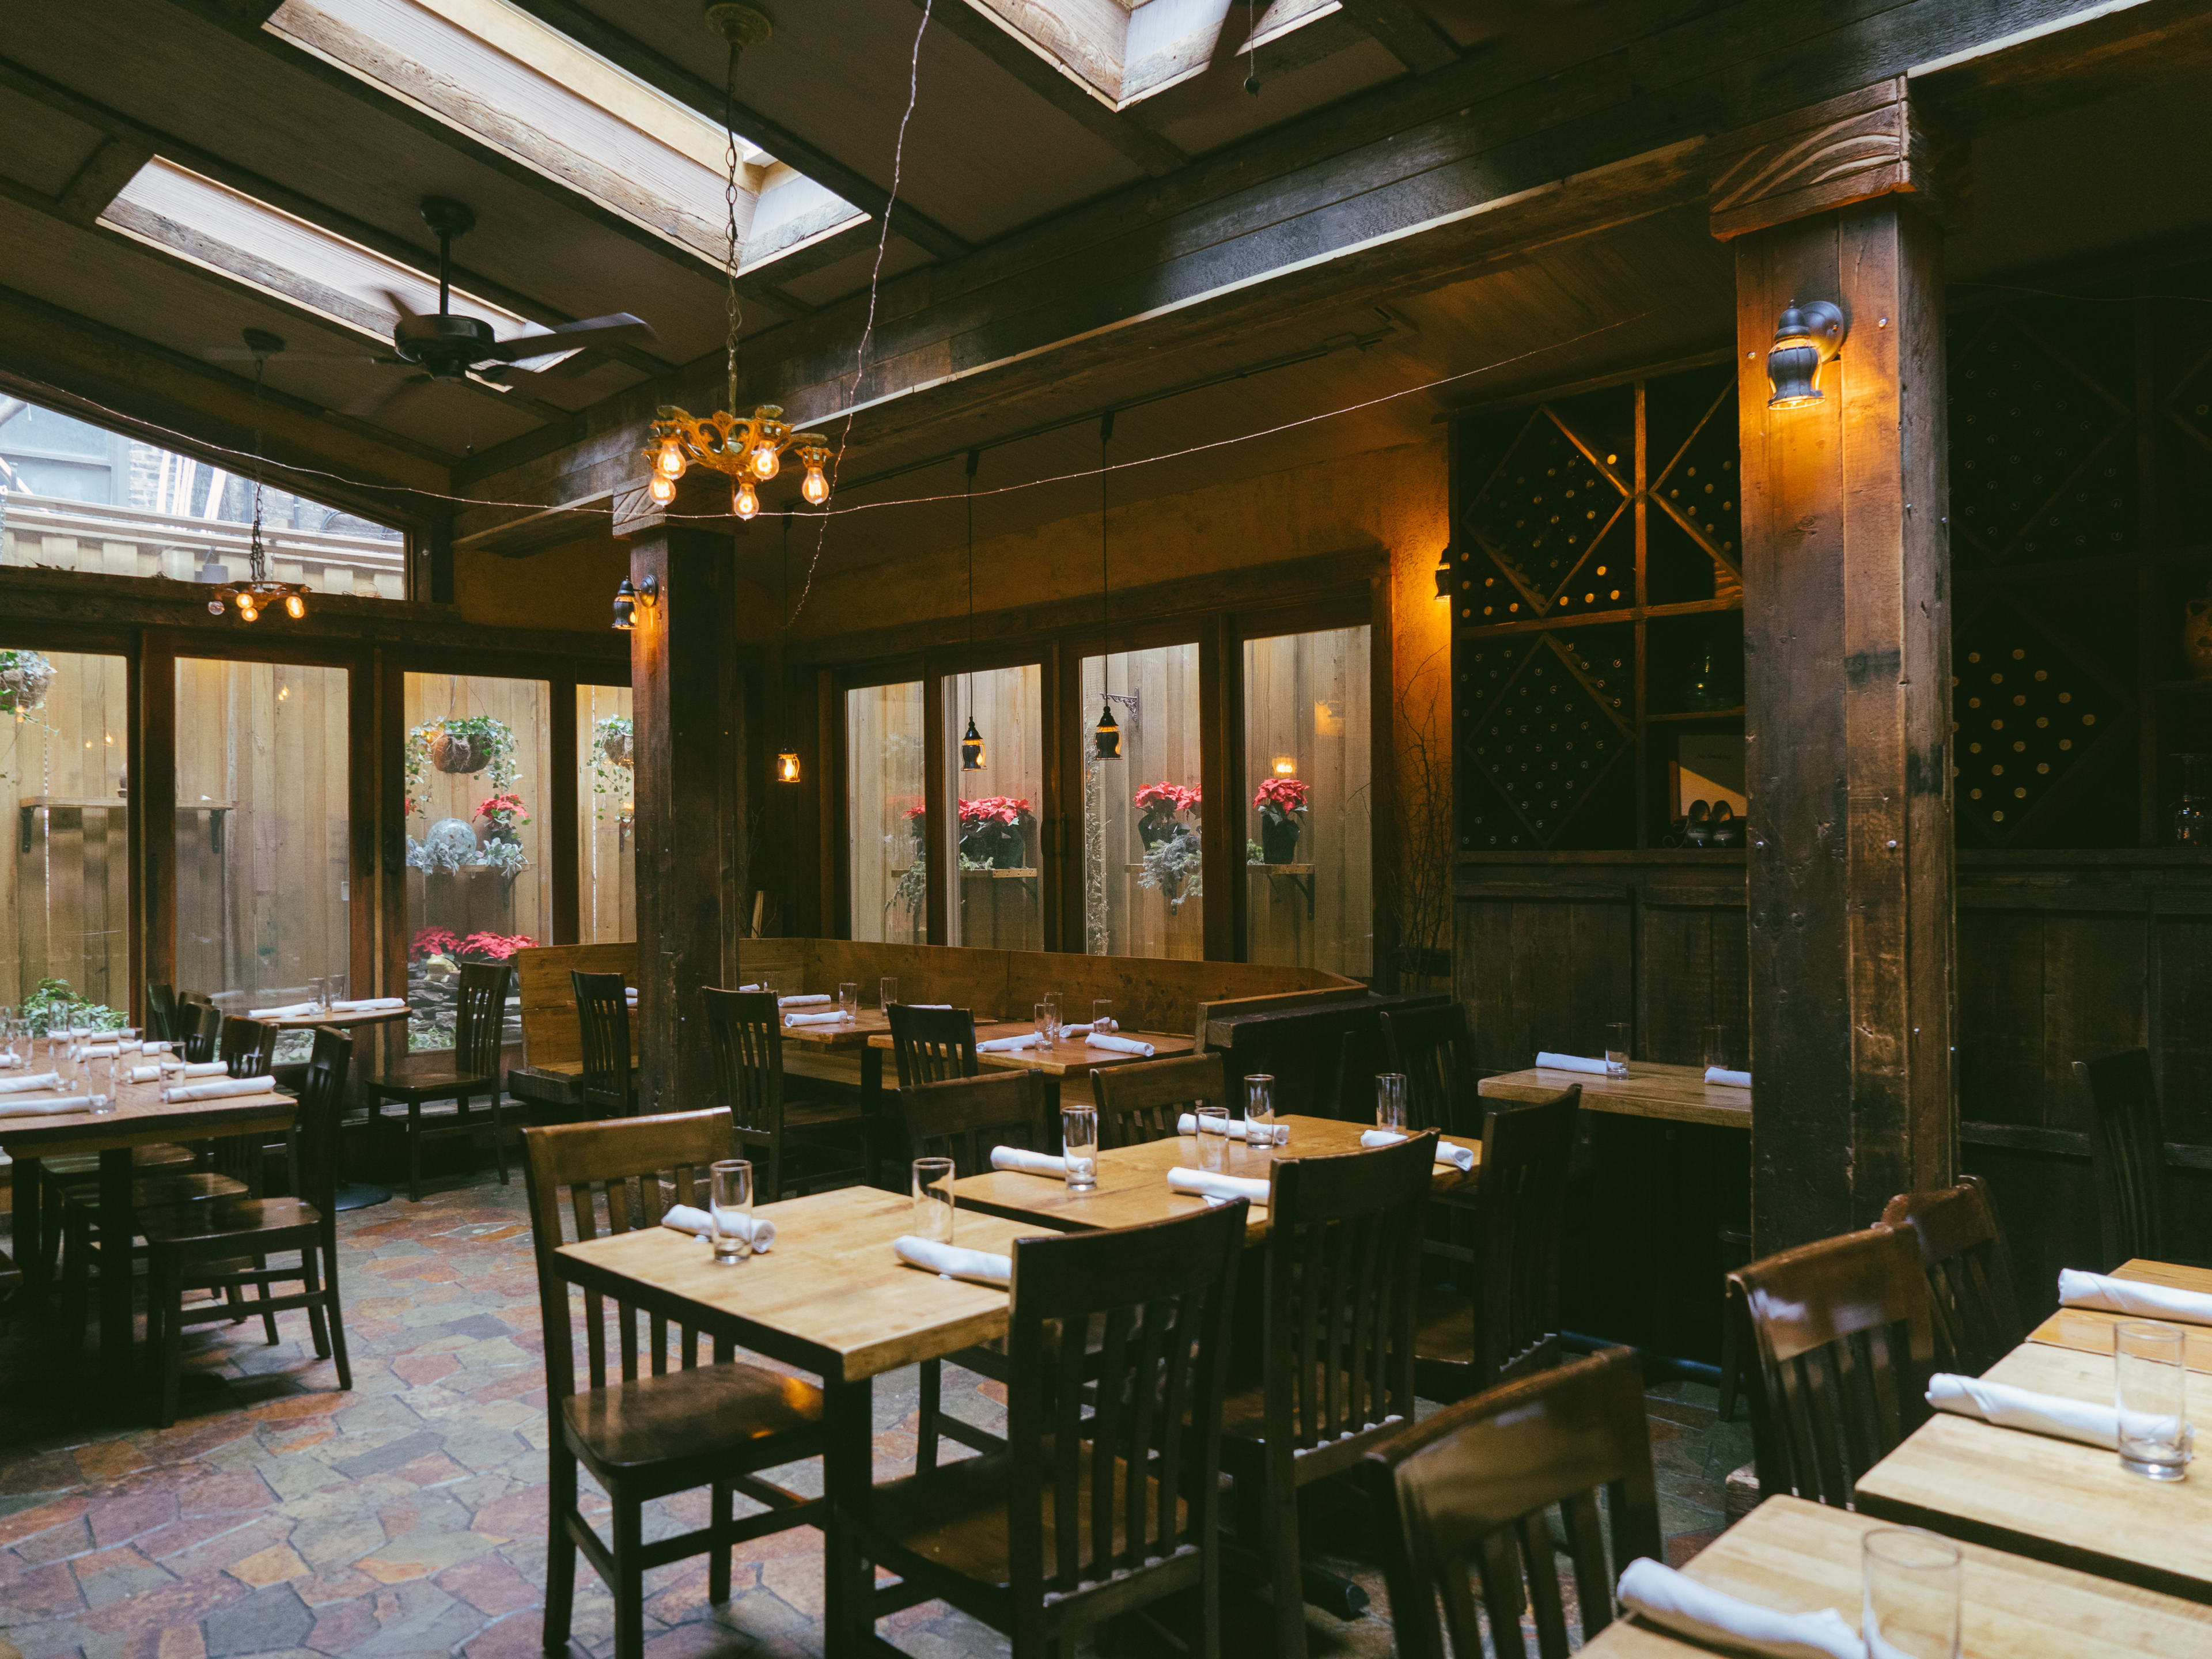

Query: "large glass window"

xmin=847 ymin=682 xmax=925 ymax=944
xmin=1244 ymin=626 xmax=1372 ymax=976
xmin=2 ymin=649 xmax=128 ymax=1014
xmin=404 ymin=673 xmax=551 ymax=1050
xmin=578 ymin=683 xmax=635 ymax=944
xmin=175 ymin=658 xmax=350 ymax=1056
xmin=942 ymin=665 xmax=1043 ymax=950
xmin=1082 ymin=644 xmax=1203 ymax=959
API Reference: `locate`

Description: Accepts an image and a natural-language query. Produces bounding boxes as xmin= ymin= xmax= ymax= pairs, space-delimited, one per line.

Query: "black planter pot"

xmin=1260 ymin=814 xmax=1302 ymax=865
xmin=961 ymin=821 xmax=1027 ymax=870
xmin=1137 ymin=809 xmax=1179 ymax=850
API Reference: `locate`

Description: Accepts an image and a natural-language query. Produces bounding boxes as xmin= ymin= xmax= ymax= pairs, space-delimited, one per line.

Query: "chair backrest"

xmin=1878 ymin=1175 xmax=2026 ymax=1376
xmin=571 ymin=970 xmax=635 ymax=1115
xmin=1728 ymin=1225 xmax=1933 ymax=1509
xmin=220 ymin=1016 xmax=277 ymax=1077
xmin=1005 ymin=1200 xmax=1245 ymax=1606
xmin=521 ymin=1109 xmax=734 ymax=1402
xmin=900 ymin=1070 xmax=1050 ymax=1177
xmin=294 ymin=1027 xmax=354 ymax=1213
xmin=1381 ymin=1002 xmax=1479 ymax=1135
xmin=453 ymin=962 xmax=513 ymax=1084
xmin=186 ymin=1001 xmax=224 ymax=1063
xmin=1262 ymin=1132 xmax=1437 ymax=1463
xmin=887 ymin=1004 xmax=978 ymax=1087
xmin=702 ymin=987 xmax=785 ymax=1137
xmin=1470 ymin=1085 xmax=1581 ymax=1387
xmin=1090 ymin=1052 xmax=1225 ymax=1149
xmin=1361 ymin=1345 xmax=1660 ymax=1659
xmin=144 ymin=982 xmax=179 ymax=1043
xmin=2075 ymin=1048 xmax=2166 ymax=1264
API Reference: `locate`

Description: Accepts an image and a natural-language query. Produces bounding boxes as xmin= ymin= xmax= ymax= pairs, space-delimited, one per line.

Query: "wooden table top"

xmin=555 ymin=1185 xmax=1059 ymax=1384
xmin=1856 ymin=1338 xmax=2212 ymax=1604
xmin=0 ymin=1073 xmax=294 ymax=1155
xmin=950 ymin=1112 xmax=1476 ymax=1241
xmin=1584 ymin=1494 xmax=2212 ymax=1656
xmin=256 ymin=1005 xmax=411 ymax=1031
xmin=1480 ymin=1059 xmax=1750 ymax=1128
xmin=956 ymin=1027 xmax=1198 ymax=1078
xmin=778 ymin=1008 xmax=896 ymax=1048
xmin=2031 ymin=1259 xmax=2212 ymax=1375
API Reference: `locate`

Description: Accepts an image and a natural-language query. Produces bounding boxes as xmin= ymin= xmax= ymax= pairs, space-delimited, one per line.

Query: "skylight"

xmin=965 ymin=0 xmax=1339 ymax=108
xmin=266 ymin=0 xmax=863 ymax=270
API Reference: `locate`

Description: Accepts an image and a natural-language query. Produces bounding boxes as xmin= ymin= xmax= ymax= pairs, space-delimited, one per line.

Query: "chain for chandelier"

xmin=960 ymin=449 xmax=985 ymax=770
xmin=210 ymin=334 xmax=310 ymax=622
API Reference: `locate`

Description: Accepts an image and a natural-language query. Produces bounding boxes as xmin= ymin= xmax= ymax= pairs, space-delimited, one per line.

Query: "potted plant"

xmin=1253 ymin=776 xmax=1310 ymax=865
xmin=904 ymin=801 xmax=927 ymax=856
xmin=957 ymin=795 xmax=1033 ymax=870
xmin=476 ymin=790 xmax=531 ymax=847
xmin=1139 ymin=824 xmax=1203 ymax=912
xmin=0 ymin=649 xmax=56 ymax=717
xmin=404 ymin=716 xmax=518 ymax=810
xmin=1134 ymin=781 xmax=1200 ymax=849
xmin=594 ymin=715 xmax=634 ymax=770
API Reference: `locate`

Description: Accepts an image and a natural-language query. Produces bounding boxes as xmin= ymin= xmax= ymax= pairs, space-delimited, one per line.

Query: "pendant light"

xmin=1093 ymin=412 xmax=1121 ymax=760
xmin=960 ymin=449 xmax=986 ymax=770
xmin=774 ymin=514 xmax=801 ymax=783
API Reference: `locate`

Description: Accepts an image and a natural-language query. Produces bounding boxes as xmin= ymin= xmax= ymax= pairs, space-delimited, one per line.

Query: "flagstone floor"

xmin=0 ymin=1168 xmax=1751 ymax=1659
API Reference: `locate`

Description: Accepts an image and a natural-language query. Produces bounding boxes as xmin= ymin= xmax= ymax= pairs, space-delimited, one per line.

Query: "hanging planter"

xmin=594 ymin=715 xmax=634 ymax=770
xmin=404 ymin=716 xmax=518 ymax=817
xmin=1254 ymin=777 xmax=1310 ymax=865
xmin=0 ymin=650 xmax=56 ymax=717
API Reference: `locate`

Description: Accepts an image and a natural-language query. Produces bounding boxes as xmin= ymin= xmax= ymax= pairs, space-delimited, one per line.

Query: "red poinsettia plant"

xmin=956 ymin=795 xmax=1032 ymax=826
xmin=410 ymin=926 xmax=461 ymax=962
xmin=1134 ymin=782 xmax=1201 ymax=815
xmin=457 ymin=930 xmax=537 ymax=961
xmin=476 ymin=790 xmax=531 ymax=830
xmin=1253 ymin=776 xmax=1311 ymax=823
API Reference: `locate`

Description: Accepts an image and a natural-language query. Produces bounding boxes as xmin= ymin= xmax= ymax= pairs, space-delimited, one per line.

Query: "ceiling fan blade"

xmin=339 ymin=372 xmax=434 ymax=422
xmin=374 ymin=286 xmax=425 ymax=324
xmin=483 ymin=312 xmax=658 ymax=363
xmin=203 ymin=346 xmax=384 ymax=362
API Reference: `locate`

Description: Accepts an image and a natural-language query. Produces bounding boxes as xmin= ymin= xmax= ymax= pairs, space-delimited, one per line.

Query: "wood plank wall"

xmin=945 ymin=662 xmax=1044 ymax=952
xmin=1081 ymin=643 xmax=1205 ymax=961
xmin=577 ymin=681 xmax=635 ymax=945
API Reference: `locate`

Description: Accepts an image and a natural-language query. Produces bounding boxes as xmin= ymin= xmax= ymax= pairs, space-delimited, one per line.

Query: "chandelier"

xmin=642 ymin=3 xmax=831 ymax=522
xmin=209 ymin=329 xmax=310 ymax=623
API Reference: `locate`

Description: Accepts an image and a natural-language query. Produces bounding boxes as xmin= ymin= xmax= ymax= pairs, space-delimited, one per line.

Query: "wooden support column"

xmin=1719 ymin=82 xmax=1959 ymax=1249
xmin=628 ymin=524 xmax=745 ymax=1115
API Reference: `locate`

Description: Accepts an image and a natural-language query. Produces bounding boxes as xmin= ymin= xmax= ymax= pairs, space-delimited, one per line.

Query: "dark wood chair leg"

xmin=612 ymin=1495 xmax=645 ymax=1659
xmin=407 ymin=1100 xmax=423 ymax=1203
xmin=916 ymin=1357 xmax=942 ymax=1474
xmin=1266 ymin=1466 xmax=1307 ymax=1659
xmin=321 ymin=1230 xmax=353 ymax=1392
xmin=544 ymin=1440 xmax=578 ymax=1649
xmin=491 ymin=1093 xmax=509 ymax=1185
xmin=301 ymin=1246 xmax=332 ymax=1360
xmin=708 ymin=1480 xmax=732 ymax=1604
xmin=63 ymin=1210 xmax=89 ymax=1353
xmin=255 ymin=1255 xmax=279 ymax=1346
xmin=156 ymin=1255 xmax=186 ymax=1429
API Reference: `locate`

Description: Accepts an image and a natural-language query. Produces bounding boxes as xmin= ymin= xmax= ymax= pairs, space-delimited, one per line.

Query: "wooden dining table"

xmin=255 ymin=1002 xmax=411 ymax=1210
xmin=0 ymin=1071 xmax=295 ymax=1385
xmin=1584 ymin=1493 xmax=2212 ymax=1654
xmin=874 ymin=1021 xmax=1199 ymax=1115
xmin=1478 ymin=1058 xmax=1751 ymax=1129
xmin=552 ymin=1184 xmax=1056 ymax=1658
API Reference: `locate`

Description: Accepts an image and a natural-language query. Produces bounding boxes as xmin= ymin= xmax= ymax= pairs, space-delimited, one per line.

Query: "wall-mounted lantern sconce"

xmin=774 ymin=746 xmax=801 ymax=784
xmin=1093 ymin=704 xmax=1121 ymax=760
xmin=611 ymin=573 xmax=661 ymax=631
xmin=1271 ymin=755 xmax=1297 ymax=777
xmin=1433 ymin=551 xmax=1455 ymax=601
xmin=1767 ymin=300 xmax=1846 ymax=410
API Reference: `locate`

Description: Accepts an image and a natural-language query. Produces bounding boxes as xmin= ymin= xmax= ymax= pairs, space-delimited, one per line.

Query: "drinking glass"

xmin=710 ymin=1159 xmax=755 ymax=1264
xmin=1376 ymin=1073 xmax=1408 ymax=1132
xmin=880 ymin=977 xmax=898 ymax=1012
xmin=2117 ymin=1320 xmax=2190 ymax=1480
xmin=759 ymin=971 xmax=780 ymax=1001
xmin=1605 ymin=1022 xmax=1631 ymax=1077
xmin=1092 ymin=999 xmax=1114 ymax=1033
xmin=1062 ymin=1104 xmax=1097 ymax=1193
xmin=1196 ymin=1105 xmax=1230 ymax=1172
xmin=912 ymin=1157 xmax=956 ymax=1243
xmin=1703 ymin=1024 xmax=1730 ymax=1072
xmin=1245 ymin=1075 xmax=1275 ymax=1153
xmin=324 ymin=973 xmax=347 ymax=1009
xmin=1861 ymin=1527 xmax=1961 ymax=1659
xmin=88 ymin=1088 xmax=116 ymax=1116
xmin=1035 ymin=1001 xmax=1052 ymax=1044
xmin=1044 ymin=994 xmax=1062 ymax=1041
xmin=836 ymin=983 xmax=858 ymax=1023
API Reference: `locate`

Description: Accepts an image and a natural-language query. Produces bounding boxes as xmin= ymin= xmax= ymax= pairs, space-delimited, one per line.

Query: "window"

xmin=1082 ymin=644 xmax=1202 ymax=958
xmin=1245 ymin=625 xmax=1372 ymax=975
xmin=965 ymin=0 xmax=1339 ymax=108
xmin=942 ymin=665 xmax=1043 ymax=950
xmin=578 ymin=683 xmax=635 ymax=944
xmin=175 ymin=659 xmax=351 ymax=1055
xmin=1 ymin=649 xmax=129 ymax=1014
xmin=403 ymin=673 xmax=551 ymax=1049
xmin=0 ymin=394 xmax=404 ymax=595
xmin=846 ymin=682 xmax=925 ymax=944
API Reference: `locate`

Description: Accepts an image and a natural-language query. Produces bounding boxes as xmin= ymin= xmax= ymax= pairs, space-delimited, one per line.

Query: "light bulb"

xmin=655 ymin=440 xmax=685 ymax=480
xmin=802 ymin=464 xmax=828 ymax=506
xmin=649 ymin=474 xmax=676 ymax=504
xmin=285 ymin=593 xmax=306 ymax=619
xmin=734 ymin=478 xmax=759 ymax=520
xmin=775 ymin=748 xmax=801 ymax=784
xmin=752 ymin=444 xmax=779 ymax=480
xmin=238 ymin=601 xmax=259 ymax=623
xmin=233 ymin=590 xmax=252 ymax=612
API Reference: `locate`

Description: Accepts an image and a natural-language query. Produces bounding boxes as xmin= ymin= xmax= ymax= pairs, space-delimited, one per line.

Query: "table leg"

xmin=10 ymin=1154 xmax=46 ymax=1304
xmin=859 ymin=1048 xmax=884 ymax=1190
xmin=821 ymin=1374 xmax=874 ymax=1659
xmin=97 ymin=1147 xmax=134 ymax=1389
xmin=333 ymin=1064 xmax=391 ymax=1211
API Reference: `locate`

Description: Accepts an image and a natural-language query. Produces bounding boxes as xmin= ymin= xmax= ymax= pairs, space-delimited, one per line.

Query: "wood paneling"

xmin=844 ymin=680 xmax=925 ymax=945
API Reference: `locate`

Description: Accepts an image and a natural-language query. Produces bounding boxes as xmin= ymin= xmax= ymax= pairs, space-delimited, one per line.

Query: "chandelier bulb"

xmin=655 ymin=440 xmax=685 ymax=480
xmin=734 ymin=478 xmax=760 ymax=520
xmin=649 ymin=473 xmax=676 ymax=505
xmin=285 ymin=593 xmax=306 ymax=620
xmin=238 ymin=601 xmax=259 ymax=623
xmin=753 ymin=444 xmax=781 ymax=481
xmin=801 ymin=463 xmax=829 ymax=506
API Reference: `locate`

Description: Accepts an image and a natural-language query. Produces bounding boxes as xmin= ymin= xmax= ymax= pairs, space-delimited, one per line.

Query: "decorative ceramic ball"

xmin=426 ymin=816 xmax=478 ymax=866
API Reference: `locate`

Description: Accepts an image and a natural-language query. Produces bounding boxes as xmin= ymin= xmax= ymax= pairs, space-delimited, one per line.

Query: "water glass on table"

xmin=1092 ymin=999 xmax=1113 ymax=1033
xmin=2116 ymin=1319 xmax=2190 ymax=1480
xmin=1043 ymin=994 xmax=1062 ymax=1042
xmin=1376 ymin=1072 xmax=1407 ymax=1131
xmin=1703 ymin=1023 xmax=1730 ymax=1073
xmin=710 ymin=1159 xmax=755 ymax=1264
xmin=1605 ymin=1022 xmax=1631 ymax=1078
xmin=912 ymin=1156 xmax=956 ymax=1243
xmin=1034 ymin=1002 xmax=1052 ymax=1045
xmin=1861 ymin=1527 xmax=1961 ymax=1659
xmin=1245 ymin=1075 xmax=1275 ymax=1156
xmin=1061 ymin=1104 xmax=1097 ymax=1193
xmin=836 ymin=982 xmax=858 ymax=1023
xmin=880 ymin=977 xmax=898 ymax=1013
xmin=1195 ymin=1105 xmax=1230 ymax=1171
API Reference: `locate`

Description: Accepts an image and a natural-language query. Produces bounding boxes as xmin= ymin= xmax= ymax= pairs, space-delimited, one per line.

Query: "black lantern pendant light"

xmin=960 ymin=450 xmax=987 ymax=771
xmin=1094 ymin=412 xmax=1121 ymax=760
xmin=774 ymin=517 xmax=801 ymax=783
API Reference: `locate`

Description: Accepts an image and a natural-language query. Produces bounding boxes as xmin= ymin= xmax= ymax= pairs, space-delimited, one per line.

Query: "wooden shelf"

xmin=959 ymin=866 xmax=1038 ymax=879
xmin=1247 ymin=862 xmax=1316 ymax=874
xmin=17 ymin=796 xmax=127 ymax=810
xmin=1646 ymin=708 xmax=1745 ymax=722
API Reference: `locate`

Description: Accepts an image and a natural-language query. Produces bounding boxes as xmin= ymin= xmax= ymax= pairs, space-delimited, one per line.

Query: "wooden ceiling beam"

xmin=1328 ymin=0 xmax=1459 ymax=75
xmin=54 ymin=136 xmax=158 ymax=228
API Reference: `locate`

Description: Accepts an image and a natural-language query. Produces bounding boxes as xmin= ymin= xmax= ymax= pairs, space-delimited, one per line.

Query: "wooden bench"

xmin=510 ymin=942 xmax=639 ymax=1116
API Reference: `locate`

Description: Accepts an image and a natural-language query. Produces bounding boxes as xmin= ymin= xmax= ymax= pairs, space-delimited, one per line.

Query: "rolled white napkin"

xmin=1535 ymin=1051 xmax=1609 ymax=1075
xmin=162 ymin=1074 xmax=276 ymax=1102
xmin=0 ymin=1095 xmax=99 ymax=1118
xmin=658 ymin=1203 xmax=776 ymax=1252
xmin=137 ymin=1041 xmax=172 ymax=1054
xmin=737 ymin=983 xmax=762 ymax=991
xmin=0 ymin=1054 xmax=20 ymax=1069
xmin=785 ymin=1010 xmax=846 ymax=1028
xmin=176 ymin=1060 xmax=228 ymax=1078
xmin=1361 ymin=1127 xmax=1476 ymax=1172
xmin=1176 ymin=1112 xmax=1287 ymax=1145
xmin=778 ymin=993 xmax=830 ymax=1007
xmin=1086 ymin=1033 xmax=1154 ymax=1056
xmin=1618 ymin=1558 xmax=1863 ymax=1659
xmin=1706 ymin=1066 xmax=1752 ymax=1088
xmin=2059 ymin=1268 xmax=2212 ymax=1326
xmin=990 ymin=1146 xmax=1067 ymax=1176
xmin=893 ymin=1235 xmax=1012 ymax=1286
xmin=1925 ymin=1372 xmax=2181 ymax=1453
xmin=907 ymin=1003 xmax=952 ymax=1009
xmin=72 ymin=1043 xmax=119 ymax=1060
xmin=1168 ymin=1167 xmax=1270 ymax=1207
xmin=329 ymin=998 xmax=407 ymax=1014
xmin=977 ymin=1034 xmax=1042 ymax=1054
xmin=127 ymin=1064 xmax=162 ymax=1084
xmin=248 ymin=1002 xmax=319 ymax=1020
xmin=0 ymin=1072 xmax=62 ymax=1094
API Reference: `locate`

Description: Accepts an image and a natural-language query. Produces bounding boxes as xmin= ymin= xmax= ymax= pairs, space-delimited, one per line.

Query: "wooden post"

xmin=1719 ymin=83 xmax=1959 ymax=1249
xmin=628 ymin=525 xmax=744 ymax=1115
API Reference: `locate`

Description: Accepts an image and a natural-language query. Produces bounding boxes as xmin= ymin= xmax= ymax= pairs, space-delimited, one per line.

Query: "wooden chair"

xmin=144 ymin=982 xmax=181 ymax=1043
xmin=1728 ymin=1224 xmax=1933 ymax=1509
xmin=219 ymin=1015 xmax=278 ymax=1077
xmin=139 ymin=1028 xmax=357 ymax=1427
xmin=2075 ymin=1048 xmax=2168 ymax=1264
xmin=573 ymin=970 xmax=637 ymax=1119
xmin=1219 ymin=1131 xmax=1437 ymax=1659
xmin=700 ymin=987 xmax=865 ymax=1200
xmin=887 ymin=1003 xmax=979 ymax=1088
xmin=899 ymin=1070 xmax=1052 ymax=1470
xmin=1413 ymin=1084 xmax=1581 ymax=1402
xmin=522 ymin=1109 xmax=829 ymax=1659
xmin=859 ymin=1200 xmax=1247 ymax=1658
xmin=1359 ymin=1345 xmax=1661 ymax=1659
xmin=184 ymin=1001 xmax=224 ymax=1064
xmin=1380 ymin=1002 xmax=1481 ymax=1135
xmin=1879 ymin=1174 xmax=2026 ymax=1377
xmin=1091 ymin=1052 xmax=1225 ymax=1149
xmin=363 ymin=963 xmax=513 ymax=1203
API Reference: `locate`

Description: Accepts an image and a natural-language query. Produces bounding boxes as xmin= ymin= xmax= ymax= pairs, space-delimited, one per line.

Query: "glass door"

xmin=941 ymin=664 xmax=1043 ymax=949
xmin=1080 ymin=643 xmax=1202 ymax=958
xmin=577 ymin=682 xmax=635 ymax=943
xmin=846 ymin=680 xmax=925 ymax=944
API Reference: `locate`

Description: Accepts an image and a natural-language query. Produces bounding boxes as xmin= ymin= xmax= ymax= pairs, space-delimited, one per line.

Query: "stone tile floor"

xmin=0 ymin=1167 xmax=1751 ymax=1658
